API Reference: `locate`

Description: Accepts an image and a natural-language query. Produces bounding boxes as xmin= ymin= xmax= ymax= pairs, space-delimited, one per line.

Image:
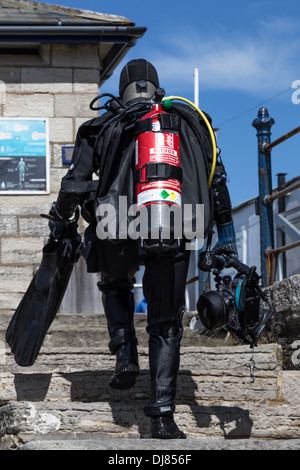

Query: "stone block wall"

xmin=263 ymin=275 xmax=300 ymax=369
xmin=0 ymin=43 xmax=101 ymax=314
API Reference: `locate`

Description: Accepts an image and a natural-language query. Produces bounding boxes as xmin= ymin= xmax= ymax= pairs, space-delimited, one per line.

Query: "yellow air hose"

xmin=162 ymin=95 xmax=217 ymax=188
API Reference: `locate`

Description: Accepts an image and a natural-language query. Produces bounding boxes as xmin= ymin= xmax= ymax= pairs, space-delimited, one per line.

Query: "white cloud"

xmin=151 ymin=20 xmax=300 ymax=94
xmin=100 ymin=15 xmax=300 ymax=100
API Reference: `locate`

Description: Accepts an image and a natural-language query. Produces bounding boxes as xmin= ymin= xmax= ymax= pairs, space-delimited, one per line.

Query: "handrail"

xmin=273 ymin=239 xmax=300 ymax=255
xmin=263 ymin=125 xmax=300 ymax=152
xmin=265 ymin=181 xmax=300 ymax=204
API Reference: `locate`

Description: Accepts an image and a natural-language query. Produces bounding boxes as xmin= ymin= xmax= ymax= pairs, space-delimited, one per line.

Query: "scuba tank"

xmin=91 ymin=90 xmax=217 ymax=252
xmin=135 ymin=95 xmax=183 ymax=254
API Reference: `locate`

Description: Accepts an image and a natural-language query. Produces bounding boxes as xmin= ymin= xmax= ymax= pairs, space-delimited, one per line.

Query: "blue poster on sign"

xmin=0 ymin=118 xmax=49 ymax=194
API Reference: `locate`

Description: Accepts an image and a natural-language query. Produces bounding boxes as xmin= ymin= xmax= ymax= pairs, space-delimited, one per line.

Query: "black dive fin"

xmin=6 ymin=237 xmax=82 ymax=367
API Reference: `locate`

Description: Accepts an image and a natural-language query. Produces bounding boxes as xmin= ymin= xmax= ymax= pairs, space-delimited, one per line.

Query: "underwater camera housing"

xmin=190 ymin=252 xmax=273 ymax=346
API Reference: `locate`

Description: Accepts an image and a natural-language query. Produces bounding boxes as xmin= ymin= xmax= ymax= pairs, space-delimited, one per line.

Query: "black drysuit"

xmin=55 ymin=100 xmax=229 ymax=417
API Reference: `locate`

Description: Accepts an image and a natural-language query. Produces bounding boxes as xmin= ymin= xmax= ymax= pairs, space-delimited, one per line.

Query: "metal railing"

xmin=252 ymin=108 xmax=300 ymax=286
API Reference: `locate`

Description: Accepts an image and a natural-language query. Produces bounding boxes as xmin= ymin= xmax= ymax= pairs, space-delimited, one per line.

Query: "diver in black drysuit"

xmin=49 ymin=59 xmax=237 ymax=439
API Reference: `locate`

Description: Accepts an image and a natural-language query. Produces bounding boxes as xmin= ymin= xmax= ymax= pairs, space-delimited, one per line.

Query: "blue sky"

xmin=41 ymin=0 xmax=299 ymax=207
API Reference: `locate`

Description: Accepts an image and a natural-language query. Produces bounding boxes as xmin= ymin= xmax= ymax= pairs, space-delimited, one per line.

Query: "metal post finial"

xmin=252 ymin=107 xmax=275 ymax=135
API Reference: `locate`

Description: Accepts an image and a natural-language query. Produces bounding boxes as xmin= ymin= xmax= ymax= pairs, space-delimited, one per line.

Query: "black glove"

xmin=47 ymin=202 xmax=81 ymax=242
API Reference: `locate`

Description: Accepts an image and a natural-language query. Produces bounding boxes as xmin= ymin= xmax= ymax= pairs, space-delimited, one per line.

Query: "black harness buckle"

xmin=135 ymin=162 xmax=183 ymax=184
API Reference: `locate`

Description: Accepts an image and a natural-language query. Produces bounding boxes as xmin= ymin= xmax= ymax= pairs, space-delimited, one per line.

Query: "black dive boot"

xmin=109 ymin=340 xmax=140 ymax=390
xmin=144 ymin=324 xmax=186 ymax=439
xmin=150 ymin=409 xmax=186 ymax=439
xmin=98 ymin=279 xmax=139 ymax=390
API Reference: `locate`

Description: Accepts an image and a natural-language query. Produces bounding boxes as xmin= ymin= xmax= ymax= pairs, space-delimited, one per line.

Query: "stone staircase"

xmin=1 ymin=311 xmax=300 ymax=450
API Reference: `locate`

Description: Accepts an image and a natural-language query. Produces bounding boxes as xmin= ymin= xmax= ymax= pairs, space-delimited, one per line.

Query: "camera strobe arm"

xmin=226 ymin=257 xmax=252 ymax=275
xmin=198 ymin=251 xmax=257 ymax=278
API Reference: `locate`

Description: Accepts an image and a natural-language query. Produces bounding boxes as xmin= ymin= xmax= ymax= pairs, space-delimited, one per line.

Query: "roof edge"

xmin=5 ymin=0 xmax=133 ymax=25
xmin=0 ymin=25 xmax=147 ymax=43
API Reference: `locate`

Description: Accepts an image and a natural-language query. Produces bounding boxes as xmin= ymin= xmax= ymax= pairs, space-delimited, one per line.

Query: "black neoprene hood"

xmin=119 ymin=59 xmax=159 ymax=97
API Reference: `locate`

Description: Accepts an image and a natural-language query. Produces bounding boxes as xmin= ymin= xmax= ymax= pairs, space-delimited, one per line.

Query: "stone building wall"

xmin=0 ymin=43 xmax=102 ymax=314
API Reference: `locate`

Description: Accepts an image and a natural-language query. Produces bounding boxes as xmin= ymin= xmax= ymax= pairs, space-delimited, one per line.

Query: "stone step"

xmin=0 ymin=312 xmax=148 ymax=329
xmin=1 ymin=327 xmax=231 ymax=349
xmin=0 ymin=367 xmax=284 ymax=406
xmin=1 ymin=344 xmax=282 ymax=373
xmin=1 ymin=312 xmax=197 ymax=329
xmin=0 ymin=344 xmax=289 ymax=409
xmin=15 ymin=436 xmax=300 ymax=451
xmin=2 ymin=400 xmax=300 ymax=444
xmin=0 ymin=312 xmax=149 ymax=329
xmin=1 ymin=342 xmax=299 ymax=450
xmin=1 ymin=274 xmax=299 ymax=450
xmin=0 ymin=312 xmax=235 ymax=349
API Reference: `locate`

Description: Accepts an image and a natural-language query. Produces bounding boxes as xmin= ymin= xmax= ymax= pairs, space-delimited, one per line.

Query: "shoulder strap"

xmin=60 ymin=180 xmax=99 ymax=194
